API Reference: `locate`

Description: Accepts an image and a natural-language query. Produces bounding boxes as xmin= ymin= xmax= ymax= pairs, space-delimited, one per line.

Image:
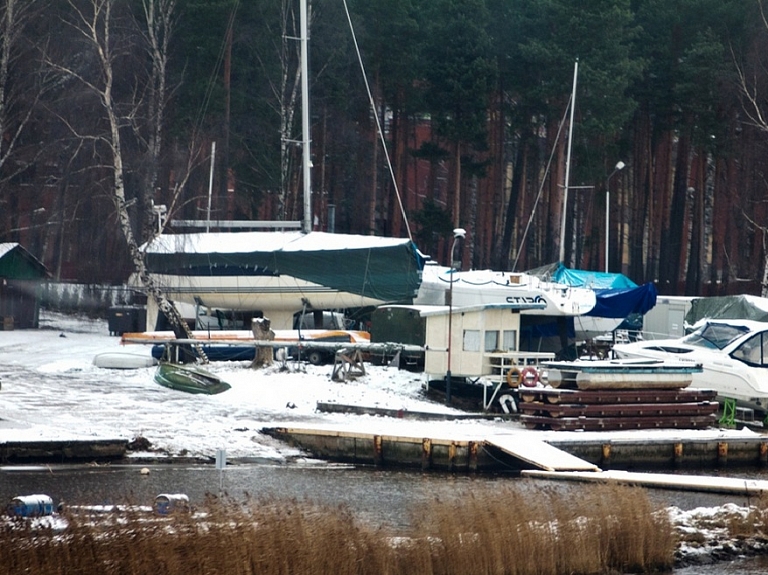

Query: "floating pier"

xmin=262 ymin=426 xmax=598 ymax=472
xmin=263 ymin=425 xmax=768 ymax=472
xmin=521 ymin=469 xmax=768 ymax=496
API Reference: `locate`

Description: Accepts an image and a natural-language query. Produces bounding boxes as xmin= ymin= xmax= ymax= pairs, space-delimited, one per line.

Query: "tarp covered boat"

xmin=525 ymin=263 xmax=658 ymax=341
xmin=134 ymin=231 xmax=425 ymax=330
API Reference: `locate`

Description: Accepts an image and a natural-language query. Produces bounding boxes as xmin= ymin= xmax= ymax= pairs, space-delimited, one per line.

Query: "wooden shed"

xmin=0 ymin=243 xmax=50 ymax=329
xmin=422 ymin=303 xmax=555 ymax=384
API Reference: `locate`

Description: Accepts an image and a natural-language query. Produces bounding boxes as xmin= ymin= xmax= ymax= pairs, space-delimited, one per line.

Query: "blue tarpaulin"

xmin=589 ymin=285 xmax=658 ymax=318
xmin=550 ymin=265 xmax=638 ymax=290
xmin=527 ymin=262 xmax=657 ymax=318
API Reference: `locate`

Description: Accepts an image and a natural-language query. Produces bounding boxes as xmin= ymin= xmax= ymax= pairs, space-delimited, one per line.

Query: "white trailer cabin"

xmin=641 ymin=296 xmax=695 ymax=340
xmin=422 ymin=303 xmax=554 ymax=384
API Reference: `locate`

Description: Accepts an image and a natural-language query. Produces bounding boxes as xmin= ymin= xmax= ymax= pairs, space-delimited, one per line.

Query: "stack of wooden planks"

xmin=517 ymin=360 xmax=718 ymax=431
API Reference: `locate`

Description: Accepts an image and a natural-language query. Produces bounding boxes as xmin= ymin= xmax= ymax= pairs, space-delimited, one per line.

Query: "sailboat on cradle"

xmin=132 ymin=0 xmax=424 ymax=332
xmin=133 ymin=4 xmax=597 ymax=335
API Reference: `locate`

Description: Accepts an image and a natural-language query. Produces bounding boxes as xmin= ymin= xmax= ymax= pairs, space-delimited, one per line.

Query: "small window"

xmin=485 ymin=330 xmax=499 ymax=352
xmin=463 ymin=330 xmax=480 ymax=352
xmin=502 ymin=330 xmax=517 ymax=351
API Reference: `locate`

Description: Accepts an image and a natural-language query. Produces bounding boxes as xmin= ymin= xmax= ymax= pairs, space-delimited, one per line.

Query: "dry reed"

xmin=0 ymin=484 xmax=675 ymax=575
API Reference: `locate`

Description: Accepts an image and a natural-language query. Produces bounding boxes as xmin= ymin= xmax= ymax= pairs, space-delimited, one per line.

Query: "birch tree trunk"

xmin=48 ymin=0 xmax=207 ymax=362
xmin=0 ymin=0 xmax=43 ymax=176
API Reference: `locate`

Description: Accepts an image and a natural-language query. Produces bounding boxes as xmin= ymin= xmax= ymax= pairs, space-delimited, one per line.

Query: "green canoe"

xmin=154 ymin=362 xmax=232 ymax=395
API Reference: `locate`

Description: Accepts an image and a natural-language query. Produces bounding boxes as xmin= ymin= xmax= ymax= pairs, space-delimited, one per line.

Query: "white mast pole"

xmin=559 ymin=59 xmax=578 ymax=264
xmin=206 ymin=141 xmax=216 ymax=232
xmin=300 ymin=0 xmax=312 ymax=233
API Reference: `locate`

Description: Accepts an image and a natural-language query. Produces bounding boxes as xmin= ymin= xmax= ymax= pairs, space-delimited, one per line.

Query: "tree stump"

xmin=251 ymin=317 xmax=275 ymax=368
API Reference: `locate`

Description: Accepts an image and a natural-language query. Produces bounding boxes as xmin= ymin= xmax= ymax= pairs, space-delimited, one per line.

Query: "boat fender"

xmin=517 ymin=366 xmax=540 ymax=388
xmin=499 ymin=394 xmax=517 ymax=414
xmin=506 ymin=368 xmax=521 ymax=387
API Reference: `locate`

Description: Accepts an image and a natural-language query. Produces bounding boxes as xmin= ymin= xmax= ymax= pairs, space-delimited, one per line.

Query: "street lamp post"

xmin=605 ymin=161 xmax=626 ymax=272
xmin=446 ymin=227 xmax=466 ymax=404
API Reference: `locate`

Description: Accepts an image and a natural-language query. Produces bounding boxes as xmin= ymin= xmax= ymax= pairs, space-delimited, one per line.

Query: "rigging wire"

xmin=511 ymin=96 xmax=572 ymax=271
xmin=193 ymin=0 xmax=240 ymax=142
xmin=340 ymin=0 xmax=413 ymax=242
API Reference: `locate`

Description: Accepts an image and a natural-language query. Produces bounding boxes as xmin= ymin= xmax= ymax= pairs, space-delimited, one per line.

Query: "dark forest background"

xmin=2 ymin=0 xmax=768 ymax=297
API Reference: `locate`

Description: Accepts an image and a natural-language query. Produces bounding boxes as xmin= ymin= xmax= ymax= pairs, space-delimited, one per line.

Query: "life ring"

xmin=517 ymin=366 xmax=540 ymax=388
xmin=499 ymin=394 xmax=517 ymax=414
xmin=506 ymin=367 xmax=521 ymax=387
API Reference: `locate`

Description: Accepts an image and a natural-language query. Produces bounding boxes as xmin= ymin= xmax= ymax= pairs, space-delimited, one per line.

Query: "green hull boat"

xmin=154 ymin=362 xmax=232 ymax=395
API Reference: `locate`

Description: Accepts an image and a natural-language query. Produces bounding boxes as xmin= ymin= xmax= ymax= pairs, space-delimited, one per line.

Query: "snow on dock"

xmin=521 ymin=469 xmax=768 ymax=496
xmin=484 ymin=435 xmax=599 ymax=472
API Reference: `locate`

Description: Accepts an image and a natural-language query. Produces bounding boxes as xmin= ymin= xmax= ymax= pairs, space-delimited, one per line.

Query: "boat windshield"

xmin=731 ymin=332 xmax=768 ymax=368
xmin=681 ymin=322 xmax=751 ymax=350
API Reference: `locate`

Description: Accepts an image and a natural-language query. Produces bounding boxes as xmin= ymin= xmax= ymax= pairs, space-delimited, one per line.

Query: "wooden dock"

xmin=0 ymin=438 xmax=128 ymax=463
xmin=262 ymin=425 xmax=768 ymax=473
xmin=262 ymin=426 xmax=598 ymax=472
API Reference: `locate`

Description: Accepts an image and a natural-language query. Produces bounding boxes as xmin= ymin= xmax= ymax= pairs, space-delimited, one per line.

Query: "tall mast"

xmin=300 ymin=0 xmax=312 ymax=233
xmin=558 ymin=59 xmax=578 ymax=264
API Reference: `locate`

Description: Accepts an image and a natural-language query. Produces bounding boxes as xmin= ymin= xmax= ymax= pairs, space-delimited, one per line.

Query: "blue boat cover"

xmin=549 ymin=264 xmax=638 ymax=290
xmin=589 ymin=284 xmax=657 ymax=318
xmin=527 ymin=262 xmax=657 ymax=318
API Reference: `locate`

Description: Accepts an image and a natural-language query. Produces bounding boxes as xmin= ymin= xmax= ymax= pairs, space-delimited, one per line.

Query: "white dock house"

xmin=421 ymin=303 xmax=555 ymax=386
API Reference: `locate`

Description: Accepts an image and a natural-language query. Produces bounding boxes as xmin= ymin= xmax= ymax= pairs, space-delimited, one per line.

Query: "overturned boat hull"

xmin=153 ymin=362 xmax=231 ymax=395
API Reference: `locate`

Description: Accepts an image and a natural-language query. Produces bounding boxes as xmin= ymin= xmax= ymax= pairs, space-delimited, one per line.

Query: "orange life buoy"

xmin=506 ymin=367 xmax=521 ymax=387
xmin=517 ymin=366 xmax=540 ymax=388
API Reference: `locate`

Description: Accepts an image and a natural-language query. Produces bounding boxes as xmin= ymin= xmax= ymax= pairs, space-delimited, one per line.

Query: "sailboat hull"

xmin=415 ymin=266 xmax=596 ymax=317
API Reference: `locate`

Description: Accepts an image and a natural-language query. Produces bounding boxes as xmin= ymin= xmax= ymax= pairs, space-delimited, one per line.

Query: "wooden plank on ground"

xmin=484 ymin=435 xmax=599 ymax=472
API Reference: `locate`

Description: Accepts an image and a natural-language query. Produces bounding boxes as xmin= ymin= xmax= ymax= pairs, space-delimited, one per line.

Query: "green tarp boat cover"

xmin=143 ymin=231 xmax=425 ymax=304
xmin=685 ymin=294 xmax=768 ymax=325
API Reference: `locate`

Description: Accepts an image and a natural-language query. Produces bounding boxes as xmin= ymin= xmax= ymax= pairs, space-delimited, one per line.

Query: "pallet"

xmin=520 ymin=413 xmax=718 ymax=431
xmin=518 ymin=400 xmax=719 ymax=418
xmin=519 ymin=387 xmax=717 ymax=405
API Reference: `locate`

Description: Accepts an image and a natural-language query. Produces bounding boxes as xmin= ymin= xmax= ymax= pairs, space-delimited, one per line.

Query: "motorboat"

xmin=613 ymin=319 xmax=768 ymax=414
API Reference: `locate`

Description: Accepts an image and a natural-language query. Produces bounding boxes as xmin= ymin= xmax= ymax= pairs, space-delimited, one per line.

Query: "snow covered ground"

xmin=1 ymin=311 xmax=761 ymax=463
xmin=2 ymin=311 xmax=768 ymax=567
xmin=3 ymin=310 xmax=565 ymax=462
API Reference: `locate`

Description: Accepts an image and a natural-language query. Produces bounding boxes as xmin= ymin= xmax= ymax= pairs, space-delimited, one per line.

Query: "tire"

xmin=307 ymin=350 xmax=325 ymax=366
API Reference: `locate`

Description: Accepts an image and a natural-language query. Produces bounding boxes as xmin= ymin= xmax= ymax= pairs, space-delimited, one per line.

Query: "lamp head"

xmin=615 ymin=161 xmax=626 ymax=171
xmin=453 ymin=228 xmax=466 ymax=239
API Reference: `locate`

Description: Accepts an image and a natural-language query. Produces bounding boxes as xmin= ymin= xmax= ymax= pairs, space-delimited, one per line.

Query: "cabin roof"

xmin=0 ymin=243 xmax=49 ymax=280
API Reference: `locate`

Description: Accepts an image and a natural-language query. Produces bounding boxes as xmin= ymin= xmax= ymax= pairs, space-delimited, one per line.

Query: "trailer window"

xmin=463 ymin=330 xmax=480 ymax=352
xmin=484 ymin=330 xmax=499 ymax=352
xmin=502 ymin=330 xmax=517 ymax=351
